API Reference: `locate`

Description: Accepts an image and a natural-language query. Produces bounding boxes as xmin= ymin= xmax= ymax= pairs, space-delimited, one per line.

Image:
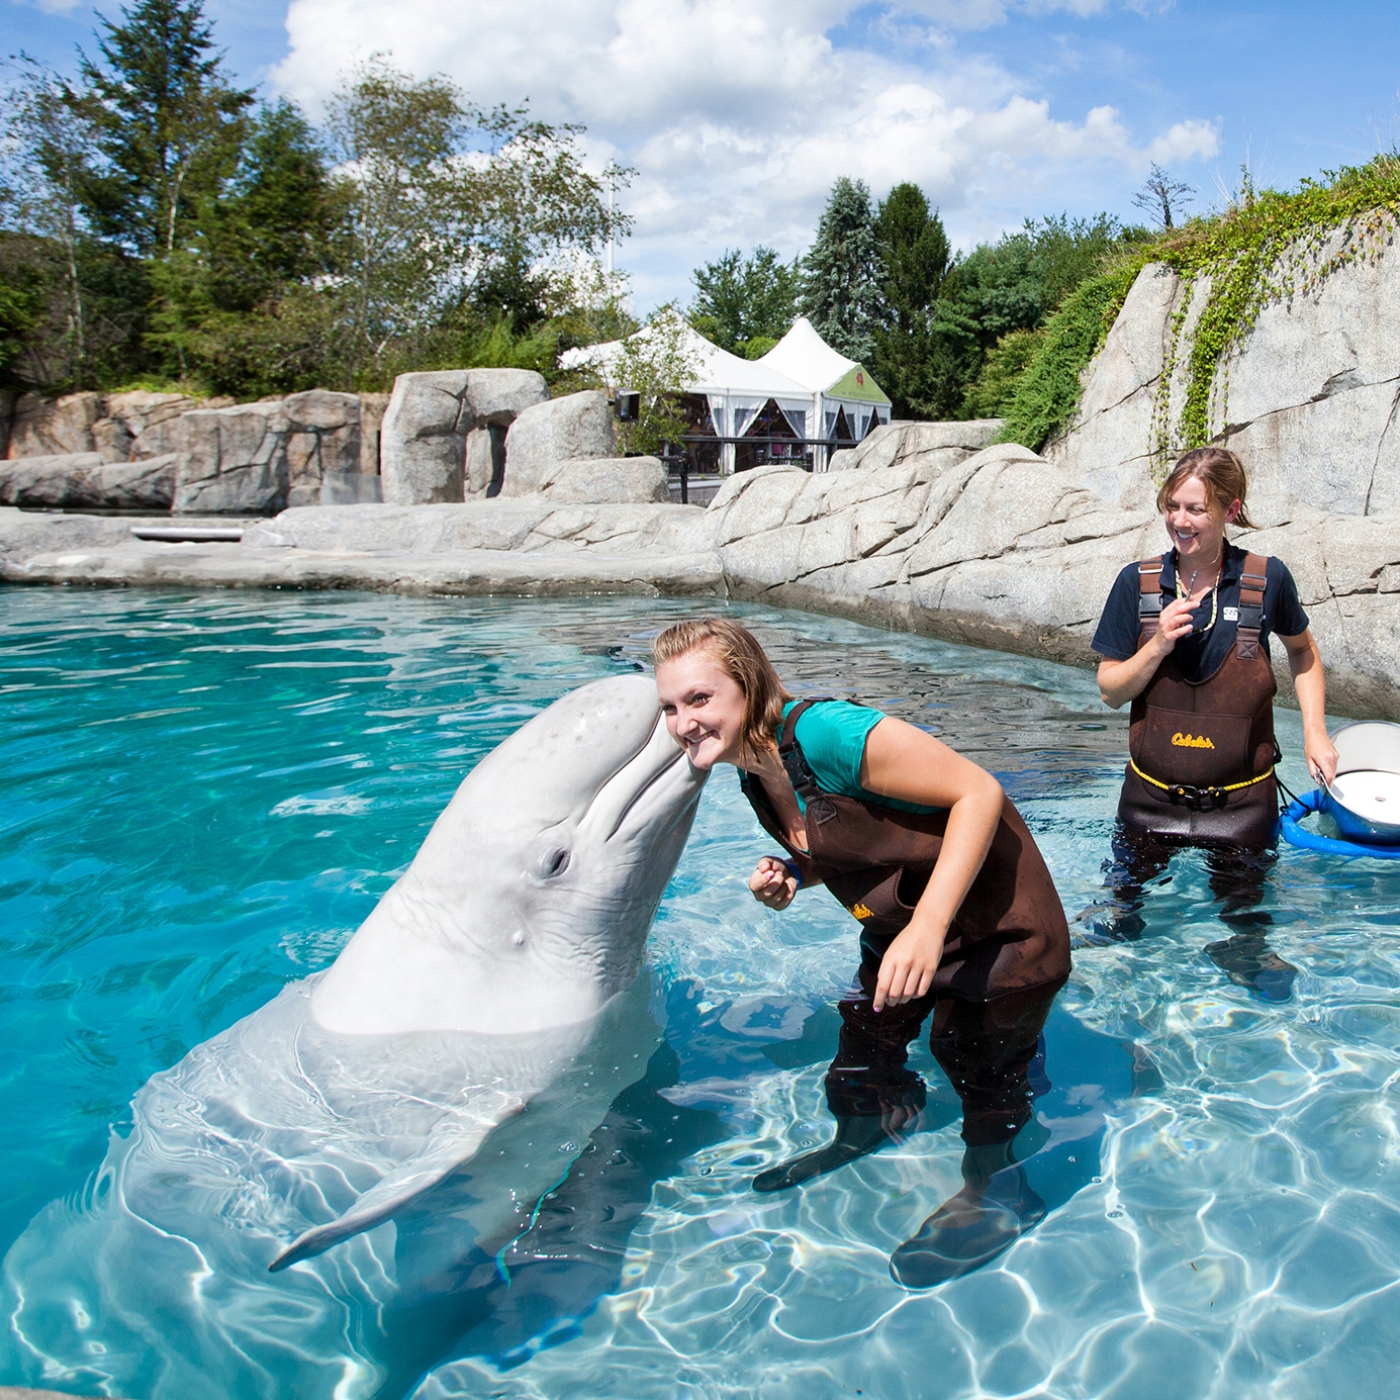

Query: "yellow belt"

xmin=1129 ymin=758 xmax=1275 ymax=794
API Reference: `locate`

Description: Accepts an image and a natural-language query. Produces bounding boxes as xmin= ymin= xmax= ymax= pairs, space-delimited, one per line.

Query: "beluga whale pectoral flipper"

xmin=1 ymin=674 xmax=708 ymax=1400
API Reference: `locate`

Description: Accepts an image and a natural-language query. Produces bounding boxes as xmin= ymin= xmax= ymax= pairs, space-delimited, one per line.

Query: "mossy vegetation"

xmin=987 ymin=155 xmax=1400 ymax=458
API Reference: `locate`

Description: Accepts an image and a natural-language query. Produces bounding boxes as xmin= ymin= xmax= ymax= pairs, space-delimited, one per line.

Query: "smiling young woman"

xmin=1089 ymin=446 xmax=1337 ymax=999
xmin=653 ymin=616 xmax=1071 ymax=1287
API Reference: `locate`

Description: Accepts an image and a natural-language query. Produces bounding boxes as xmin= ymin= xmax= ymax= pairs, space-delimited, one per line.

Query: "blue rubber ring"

xmin=1280 ymin=789 xmax=1400 ymax=860
xmin=776 ymin=857 xmax=804 ymax=888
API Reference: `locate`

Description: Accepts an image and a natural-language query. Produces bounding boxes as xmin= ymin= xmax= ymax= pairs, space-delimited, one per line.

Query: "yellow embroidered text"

xmin=1171 ymin=732 xmax=1216 ymax=749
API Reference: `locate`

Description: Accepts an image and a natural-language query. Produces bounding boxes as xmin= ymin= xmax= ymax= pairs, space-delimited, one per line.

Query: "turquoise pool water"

xmin=1 ymin=589 xmax=1398 ymax=1399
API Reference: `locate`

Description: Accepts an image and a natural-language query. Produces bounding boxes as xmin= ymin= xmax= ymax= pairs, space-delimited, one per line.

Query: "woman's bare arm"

xmin=858 ymin=717 xmax=1005 ymax=1012
xmin=1279 ymin=629 xmax=1338 ymax=783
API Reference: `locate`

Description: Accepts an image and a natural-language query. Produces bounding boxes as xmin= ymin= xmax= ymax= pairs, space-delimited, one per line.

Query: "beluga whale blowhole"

xmin=1 ymin=673 xmax=707 ymax=1400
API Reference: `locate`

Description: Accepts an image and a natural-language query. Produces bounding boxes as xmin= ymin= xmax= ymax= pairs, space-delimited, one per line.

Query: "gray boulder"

xmin=537 ymin=457 xmax=669 ymax=504
xmin=173 ymin=403 xmax=289 ymax=513
xmin=379 ymin=369 xmax=548 ymax=505
xmin=501 ymin=391 xmax=614 ymax=496
xmin=283 ymin=389 xmax=362 ymax=488
xmin=94 ymin=390 xmax=216 ymax=461
xmin=0 ymin=452 xmax=178 ymax=510
xmin=5 ymin=392 xmax=105 ymax=458
xmin=466 ymin=368 xmax=549 ymax=424
xmin=828 ymin=419 xmax=1003 ymax=472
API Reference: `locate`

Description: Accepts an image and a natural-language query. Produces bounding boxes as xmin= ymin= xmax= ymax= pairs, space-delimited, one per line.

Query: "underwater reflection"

xmin=754 ymin=972 xmax=1064 ymax=1285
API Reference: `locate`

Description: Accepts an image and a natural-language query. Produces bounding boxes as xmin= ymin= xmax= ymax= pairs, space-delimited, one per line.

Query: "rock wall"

xmin=0 ymin=388 xmax=391 ymax=514
xmin=2 ymin=390 xmax=233 ymax=461
xmin=172 ymin=390 xmax=363 ymax=514
xmin=0 ymin=454 xmax=179 ymax=511
xmin=7 ymin=433 xmax=1397 ymax=719
xmin=1051 ymin=237 xmax=1400 ymax=516
xmin=380 ymin=369 xmax=550 ymax=504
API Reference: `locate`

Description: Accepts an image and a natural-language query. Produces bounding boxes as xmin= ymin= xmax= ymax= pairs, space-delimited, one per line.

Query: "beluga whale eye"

xmin=538 ymin=848 xmax=571 ymax=879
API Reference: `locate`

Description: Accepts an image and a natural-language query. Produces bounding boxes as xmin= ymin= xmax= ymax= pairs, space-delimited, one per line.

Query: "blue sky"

xmin=7 ymin=0 xmax=1399 ymax=311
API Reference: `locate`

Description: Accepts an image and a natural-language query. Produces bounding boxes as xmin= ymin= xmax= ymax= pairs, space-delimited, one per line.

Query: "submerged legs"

xmin=1087 ymin=824 xmax=1297 ymax=1001
xmin=753 ymin=970 xmax=1063 ymax=1287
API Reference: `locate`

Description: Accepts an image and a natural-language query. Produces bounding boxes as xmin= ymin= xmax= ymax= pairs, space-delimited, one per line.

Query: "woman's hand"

xmin=1097 ymin=598 xmax=1194 ymax=709
xmin=749 ymin=856 xmax=799 ymax=910
xmin=873 ymin=915 xmax=948 ymax=1011
xmin=1153 ymin=595 xmax=1197 ymax=652
xmin=1303 ymin=730 xmax=1339 ymax=787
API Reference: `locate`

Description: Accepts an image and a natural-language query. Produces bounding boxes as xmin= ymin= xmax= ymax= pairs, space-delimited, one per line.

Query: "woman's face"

xmin=1163 ymin=474 xmax=1238 ymax=565
xmin=655 ymin=647 xmax=748 ymax=771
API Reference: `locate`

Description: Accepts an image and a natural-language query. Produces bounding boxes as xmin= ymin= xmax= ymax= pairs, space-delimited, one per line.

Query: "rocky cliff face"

xmin=1049 ymin=237 xmax=1400 ymax=518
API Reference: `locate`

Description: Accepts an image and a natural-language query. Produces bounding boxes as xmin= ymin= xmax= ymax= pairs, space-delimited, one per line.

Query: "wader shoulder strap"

xmin=1236 ymin=552 xmax=1268 ymax=661
xmin=777 ymin=697 xmax=833 ymax=802
xmin=1137 ymin=557 xmax=1166 ymax=638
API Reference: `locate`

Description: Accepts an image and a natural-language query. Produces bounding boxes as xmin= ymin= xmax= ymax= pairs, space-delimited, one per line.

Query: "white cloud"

xmin=272 ymin=0 xmax=1216 ymax=306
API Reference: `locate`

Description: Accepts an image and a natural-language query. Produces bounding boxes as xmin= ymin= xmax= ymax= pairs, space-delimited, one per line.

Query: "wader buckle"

xmin=1166 ymin=782 xmax=1229 ymax=811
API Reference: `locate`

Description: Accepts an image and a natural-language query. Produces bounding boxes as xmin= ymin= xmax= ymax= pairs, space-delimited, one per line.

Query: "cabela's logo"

xmin=849 ymin=902 xmax=875 ymax=920
xmin=1171 ymin=732 xmax=1216 ymax=749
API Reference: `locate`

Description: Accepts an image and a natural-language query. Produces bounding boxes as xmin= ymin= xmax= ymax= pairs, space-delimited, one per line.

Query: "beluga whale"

xmin=1 ymin=674 xmax=707 ymax=1400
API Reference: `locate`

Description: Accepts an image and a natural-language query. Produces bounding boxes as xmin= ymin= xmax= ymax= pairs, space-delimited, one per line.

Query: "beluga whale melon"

xmin=1 ymin=674 xmax=707 ymax=1400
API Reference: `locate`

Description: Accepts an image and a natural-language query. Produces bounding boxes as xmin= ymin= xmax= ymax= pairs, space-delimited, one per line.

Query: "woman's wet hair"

xmin=1156 ymin=446 xmax=1256 ymax=530
xmin=652 ymin=617 xmax=791 ymax=759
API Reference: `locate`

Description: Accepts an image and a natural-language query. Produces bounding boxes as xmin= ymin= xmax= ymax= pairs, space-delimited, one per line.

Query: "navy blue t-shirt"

xmin=1091 ymin=543 xmax=1309 ymax=683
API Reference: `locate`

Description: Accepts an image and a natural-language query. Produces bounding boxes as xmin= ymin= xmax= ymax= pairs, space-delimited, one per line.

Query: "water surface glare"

xmin=1 ymin=589 xmax=1398 ymax=1399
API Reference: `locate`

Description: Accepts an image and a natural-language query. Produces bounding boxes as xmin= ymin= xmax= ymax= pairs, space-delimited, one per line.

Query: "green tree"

xmin=75 ymin=0 xmax=253 ymax=257
xmin=869 ymin=182 xmax=950 ymax=418
xmin=325 ymin=56 xmax=630 ymax=384
xmin=0 ymin=58 xmax=149 ymax=388
xmin=930 ymin=212 xmax=1146 ymax=418
xmin=800 ymin=176 xmax=881 ymax=360
xmin=603 ymin=303 xmax=701 ymax=456
xmin=689 ymin=246 xmax=797 ymax=353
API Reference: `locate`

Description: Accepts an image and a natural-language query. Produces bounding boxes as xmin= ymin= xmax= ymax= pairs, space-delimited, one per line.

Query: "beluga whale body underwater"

xmin=1 ymin=674 xmax=707 ymax=1399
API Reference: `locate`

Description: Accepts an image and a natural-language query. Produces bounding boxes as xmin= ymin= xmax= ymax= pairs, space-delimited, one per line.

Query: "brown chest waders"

xmin=1119 ymin=552 xmax=1279 ymax=846
xmin=740 ymin=700 xmax=1070 ymax=1001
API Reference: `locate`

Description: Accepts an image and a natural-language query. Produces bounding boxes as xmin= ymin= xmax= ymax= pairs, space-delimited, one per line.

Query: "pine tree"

xmin=800 ymin=177 xmax=880 ymax=361
xmin=76 ymin=0 xmax=253 ymax=257
xmin=875 ymin=184 xmax=948 ymax=331
xmin=869 ymin=182 xmax=950 ymax=417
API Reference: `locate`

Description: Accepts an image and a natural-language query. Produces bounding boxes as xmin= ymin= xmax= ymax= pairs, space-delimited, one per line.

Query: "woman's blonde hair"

xmin=652 ymin=617 xmax=791 ymax=760
xmin=1156 ymin=446 xmax=1255 ymax=530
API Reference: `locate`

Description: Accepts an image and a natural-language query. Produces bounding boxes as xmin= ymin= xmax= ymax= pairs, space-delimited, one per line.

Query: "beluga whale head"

xmin=312 ymin=673 xmax=707 ymax=1037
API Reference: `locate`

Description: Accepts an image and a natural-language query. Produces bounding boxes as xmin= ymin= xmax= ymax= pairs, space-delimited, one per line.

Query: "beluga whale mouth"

xmin=312 ymin=672 xmax=707 ymax=1039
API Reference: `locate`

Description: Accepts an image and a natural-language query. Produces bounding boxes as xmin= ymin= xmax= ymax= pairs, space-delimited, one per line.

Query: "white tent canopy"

xmin=560 ymin=316 xmax=893 ymax=469
xmin=755 ymin=317 xmax=893 ymax=444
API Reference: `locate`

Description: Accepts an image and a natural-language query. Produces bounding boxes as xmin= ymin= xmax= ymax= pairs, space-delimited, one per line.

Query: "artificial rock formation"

xmin=499 ymin=390 xmax=616 ymax=497
xmin=532 ymin=456 xmax=669 ymax=504
xmin=171 ymin=390 xmax=363 ymax=513
xmin=0 ymin=453 xmax=179 ymax=511
xmin=7 ymin=430 xmax=1397 ymax=718
xmin=1 ymin=390 xmax=232 ymax=462
xmin=1050 ymin=244 xmax=1400 ymax=517
xmin=380 ymin=369 xmax=549 ymax=504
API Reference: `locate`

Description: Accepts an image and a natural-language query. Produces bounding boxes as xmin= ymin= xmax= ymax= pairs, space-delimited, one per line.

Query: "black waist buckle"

xmin=1165 ymin=782 xmax=1229 ymax=811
